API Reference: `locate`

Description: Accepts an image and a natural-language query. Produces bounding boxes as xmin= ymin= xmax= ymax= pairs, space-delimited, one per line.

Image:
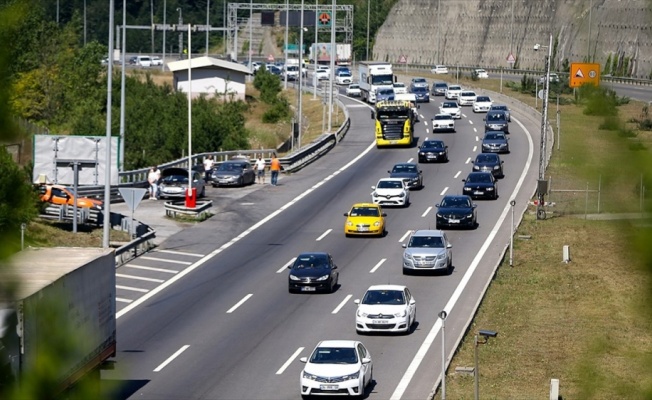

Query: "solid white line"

xmin=116 ymin=297 xmax=133 ymax=303
xmin=139 ymin=256 xmax=192 ymax=265
xmin=422 ymin=206 xmax=432 ymax=218
xmin=316 ymin=229 xmax=332 ymax=241
xmin=440 ymin=187 xmax=449 ymax=196
xmin=276 ymin=347 xmax=305 ymax=375
xmin=153 ymin=345 xmax=190 ymax=372
xmin=332 ymin=294 xmax=353 ymax=314
xmin=117 ymin=122 xmax=378 ymax=319
xmin=116 ymin=274 xmax=164 ymax=283
xmin=391 ymin=109 xmax=536 ymax=400
xmin=398 ymin=230 xmax=412 ymax=243
xmin=369 ymin=258 xmax=386 ymax=273
xmin=277 ymin=257 xmax=297 ymax=273
xmin=226 ymin=294 xmax=253 ymax=313
xmin=473 ymin=145 xmax=478 ymax=152
xmin=406 ymin=157 xmax=414 ymax=163
xmin=116 ymin=285 xmax=149 ymax=293
xmin=124 ymin=264 xmax=178 ymax=274
xmin=465 ymin=157 xmax=472 ymax=164
xmin=157 ymin=249 xmax=205 ymax=257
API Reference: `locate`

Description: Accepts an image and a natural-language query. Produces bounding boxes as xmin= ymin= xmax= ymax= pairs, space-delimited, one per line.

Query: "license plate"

xmin=474 ymin=191 xmax=484 ymax=195
xmin=358 ymin=227 xmax=369 ymax=232
xmin=320 ymin=385 xmax=338 ymax=391
xmin=390 ymin=140 xmax=397 ymax=144
xmin=449 ymin=219 xmax=460 ymax=223
xmin=374 ymin=320 xmax=390 ymax=324
xmin=301 ymin=287 xmax=316 ymax=292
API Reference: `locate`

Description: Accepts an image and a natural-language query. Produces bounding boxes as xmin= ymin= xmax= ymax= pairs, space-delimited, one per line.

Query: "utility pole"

xmin=313 ymin=0 xmax=318 ymax=100
xmin=119 ymin=0 xmax=126 ymax=172
xmin=177 ymin=8 xmax=183 ymax=58
xmin=84 ymin=0 xmax=87 ymax=45
xmin=437 ymin=0 xmax=441 ymax=64
xmin=365 ymin=0 xmax=370 ymax=60
xmin=327 ymin=0 xmax=336 ymax=132
xmin=206 ymin=0 xmax=210 ymax=55
xmin=298 ymin=0 xmax=305 ymax=148
xmin=162 ymin=0 xmax=167 ymax=71
xmin=248 ymin=0 xmax=253 ymax=81
xmin=151 ymin=0 xmax=154 ymax=54
xmin=284 ymin=0 xmax=289 ymax=89
xmin=103 ymin=0 xmax=115 ymax=249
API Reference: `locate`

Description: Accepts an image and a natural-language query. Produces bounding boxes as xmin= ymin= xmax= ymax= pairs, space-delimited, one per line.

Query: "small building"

xmin=167 ymin=56 xmax=252 ymax=101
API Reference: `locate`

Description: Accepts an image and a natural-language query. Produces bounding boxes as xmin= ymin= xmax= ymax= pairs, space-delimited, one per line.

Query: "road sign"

xmin=119 ymin=188 xmax=148 ymax=212
xmin=318 ymin=12 xmax=331 ymax=26
xmin=506 ymin=53 xmax=516 ymax=64
xmin=538 ymin=89 xmax=545 ymax=100
xmin=570 ymin=62 xmax=600 ymax=88
xmin=398 ymin=55 xmax=407 ymax=64
xmin=267 ymin=54 xmax=275 ymax=62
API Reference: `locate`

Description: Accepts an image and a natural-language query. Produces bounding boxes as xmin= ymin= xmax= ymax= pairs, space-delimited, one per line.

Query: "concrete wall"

xmin=373 ymin=0 xmax=652 ymax=78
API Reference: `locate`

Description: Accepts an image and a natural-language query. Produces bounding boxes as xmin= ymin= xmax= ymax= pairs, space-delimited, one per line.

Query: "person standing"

xmin=255 ymin=156 xmax=266 ymax=184
xmin=203 ymin=155 xmax=214 ymax=182
xmin=270 ymin=154 xmax=281 ymax=186
xmin=148 ymin=166 xmax=161 ymax=200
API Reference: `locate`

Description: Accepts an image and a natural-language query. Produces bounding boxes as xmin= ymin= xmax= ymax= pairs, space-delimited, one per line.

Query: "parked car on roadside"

xmin=211 ymin=160 xmax=256 ymax=187
xmin=474 ymin=68 xmax=489 ymax=79
xmin=158 ymin=167 xmax=206 ymax=199
xmin=39 ymin=184 xmax=103 ymax=209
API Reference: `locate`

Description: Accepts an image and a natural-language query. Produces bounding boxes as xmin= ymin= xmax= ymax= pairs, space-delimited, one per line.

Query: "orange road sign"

xmin=570 ymin=63 xmax=600 ymax=88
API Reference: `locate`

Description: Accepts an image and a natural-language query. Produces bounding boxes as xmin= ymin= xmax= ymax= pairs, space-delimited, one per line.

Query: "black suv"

xmin=484 ymin=110 xmax=509 ymax=134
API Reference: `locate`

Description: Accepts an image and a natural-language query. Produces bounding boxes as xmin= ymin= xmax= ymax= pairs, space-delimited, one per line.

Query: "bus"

xmin=372 ymin=100 xmax=416 ymax=147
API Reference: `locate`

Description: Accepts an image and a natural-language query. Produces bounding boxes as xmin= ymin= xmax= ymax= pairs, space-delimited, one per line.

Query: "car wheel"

xmin=447 ymin=260 xmax=453 ymax=275
xmin=238 ymin=177 xmax=244 ymax=186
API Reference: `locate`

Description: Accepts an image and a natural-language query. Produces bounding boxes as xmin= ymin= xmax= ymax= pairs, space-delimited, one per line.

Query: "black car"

xmin=473 ymin=153 xmax=504 ymax=178
xmin=418 ymin=140 xmax=449 ymax=163
xmin=431 ymin=82 xmax=448 ymax=96
xmin=481 ymin=131 xmax=510 ymax=154
xmin=436 ymin=195 xmax=477 ymax=229
xmin=484 ymin=110 xmax=510 ymax=133
xmin=489 ymin=104 xmax=511 ymax=122
xmin=388 ymin=163 xmax=423 ymax=189
xmin=463 ymin=172 xmax=498 ymax=200
xmin=410 ymin=86 xmax=430 ymax=103
xmin=211 ymin=160 xmax=256 ymax=187
xmin=288 ymin=252 xmax=339 ymax=293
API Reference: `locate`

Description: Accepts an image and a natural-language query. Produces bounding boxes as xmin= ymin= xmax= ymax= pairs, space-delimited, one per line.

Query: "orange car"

xmin=39 ymin=184 xmax=103 ymax=208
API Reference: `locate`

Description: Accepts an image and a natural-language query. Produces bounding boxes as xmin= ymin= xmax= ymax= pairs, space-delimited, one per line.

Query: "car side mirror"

xmin=381 ymin=213 xmax=387 ymax=217
xmin=472 ymin=204 xmax=478 ymax=208
xmin=353 ymin=299 xmax=360 ymax=304
xmin=447 ymin=244 xmax=453 ymax=249
xmin=462 ymin=179 xmax=467 ymax=182
xmin=501 ymin=161 xmax=504 ymax=164
xmin=409 ymin=298 xmax=416 ymax=305
xmin=417 ymin=104 xmax=421 ymax=109
xmin=299 ymin=357 xmax=308 ymax=363
xmin=483 ymin=117 xmax=486 ymax=121
xmin=370 ymin=111 xmax=375 ymax=119
xmin=402 ymin=243 xmax=407 ymax=248
xmin=362 ymin=357 xmax=372 ymax=364
xmin=445 ymin=145 xmax=449 ymax=149
xmin=419 ymin=170 xmax=422 ymax=174
xmin=387 ymin=170 xmax=391 ymax=174
xmin=371 ymin=186 xmax=376 ymax=190
xmin=435 ymin=204 xmax=440 ymax=207
xmin=343 ymin=212 xmax=349 ymax=217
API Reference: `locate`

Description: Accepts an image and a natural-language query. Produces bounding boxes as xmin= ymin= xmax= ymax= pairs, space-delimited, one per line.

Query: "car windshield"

xmin=476 ymin=154 xmax=498 ymax=163
xmin=441 ymin=197 xmax=471 ymax=208
xmin=423 ymin=141 xmax=444 ymax=149
xmin=413 ymin=78 xmax=426 ymax=83
xmin=286 ymin=66 xmax=299 ymax=71
xmin=362 ymin=290 xmax=406 ymax=305
xmin=310 ymin=347 xmax=358 ymax=364
xmin=394 ymin=83 xmax=405 ymax=87
xmin=461 ymin=92 xmax=476 ymax=97
xmin=377 ymin=180 xmax=403 ymax=189
xmin=218 ymin=163 xmax=245 ymax=171
xmin=349 ymin=84 xmax=359 ymax=89
xmin=491 ymin=106 xmax=507 ymax=111
xmin=435 ymin=83 xmax=447 ymax=88
xmin=487 ymin=113 xmax=506 ymax=122
xmin=484 ymin=133 xmax=504 ymax=140
xmin=377 ymin=109 xmax=408 ymax=120
xmin=442 ymin=103 xmax=457 ymax=108
xmin=339 ymin=71 xmax=352 ymax=77
xmin=408 ymin=235 xmax=444 ymax=248
xmin=350 ymin=207 xmax=380 ymax=217
xmin=162 ymin=174 xmax=188 ymax=183
xmin=476 ymin=96 xmax=491 ymax=102
xmin=449 ymin=86 xmax=461 ymax=91
xmin=371 ymin=74 xmax=394 ymax=85
xmin=467 ymin=174 xmax=492 ymax=183
xmin=412 ymin=87 xmax=427 ymax=93
xmin=293 ymin=254 xmax=329 ymax=269
xmin=434 ymin=115 xmax=451 ymax=120
xmin=378 ymin=89 xmax=393 ymax=95
xmin=392 ymin=165 xmax=417 ymax=174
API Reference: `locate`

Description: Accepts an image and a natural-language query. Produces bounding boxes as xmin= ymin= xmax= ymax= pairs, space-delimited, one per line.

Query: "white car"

xmin=354 ymin=284 xmax=416 ymax=334
xmin=432 ymin=113 xmax=456 ymax=132
xmin=315 ymin=66 xmax=331 ymax=81
xmin=150 ymin=56 xmax=163 ymax=66
xmin=431 ymin=65 xmax=449 ymax=74
xmin=393 ymin=82 xmax=408 ymax=94
xmin=300 ymin=340 xmax=373 ymax=398
xmin=439 ymin=101 xmax=462 ymax=119
xmin=346 ymin=83 xmax=361 ymax=97
xmin=444 ymin=84 xmax=462 ymax=100
xmin=457 ymin=91 xmax=477 ymax=106
xmin=336 ymin=71 xmax=353 ymax=85
xmin=474 ymin=68 xmax=489 ymax=79
xmin=371 ymin=178 xmax=410 ymax=207
xmin=473 ymin=95 xmax=493 ymax=113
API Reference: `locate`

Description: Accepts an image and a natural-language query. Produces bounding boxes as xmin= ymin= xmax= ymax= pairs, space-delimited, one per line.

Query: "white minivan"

xmin=136 ymin=55 xmax=152 ymax=67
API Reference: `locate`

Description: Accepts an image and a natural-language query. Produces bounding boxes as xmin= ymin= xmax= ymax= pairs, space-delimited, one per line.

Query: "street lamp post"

xmin=248 ymin=0 xmax=253 ymax=82
xmin=206 ymin=0 xmax=210 ymax=55
xmin=119 ymin=0 xmax=126 ymax=172
xmin=474 ymin=330 xmax=498 ymax=400
xmin=177 ymin=8 xmax=183 ymax=58
xmin=437 ymin=0 xmax=441 ymax=64
xmin=509 ymin=199 xmax=516 ymax=266
xmin=365 ymin=0 xmax=370 ymax=60
xmin=298 ymin=0 xmax=305 ymax=149
xmin=439 ymin=310 xmax=448 ymax=400
xmin=284 ymin=0 xmax=289 ymax=89
xmin=327 ymin=0 xmax=336 ymax=132
xmin=313 ymin=0 xmax=318 ymax=100
xmin=162 ymin=0 xmax=167 ymax=71
xmin=535 ymin=34 xmax=553 ymax=220
xmin=103 ymin=0 xmax=116 ymax=248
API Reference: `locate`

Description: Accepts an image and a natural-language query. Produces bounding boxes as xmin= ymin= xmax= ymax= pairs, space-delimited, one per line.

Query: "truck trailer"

xmin=358 ymin=61 xmax=395 ymax=104
xmin=0 ymin=247 xmax=116 ymax=394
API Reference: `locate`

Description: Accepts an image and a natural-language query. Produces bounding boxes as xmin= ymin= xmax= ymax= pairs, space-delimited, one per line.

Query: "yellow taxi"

xmin=343 ymin=203 xmax=387 ymax=237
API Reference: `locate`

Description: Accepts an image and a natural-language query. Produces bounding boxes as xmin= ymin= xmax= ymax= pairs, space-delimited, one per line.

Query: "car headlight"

xmin=372 ymin=191 xmax=377 ymax=197
xmin=373 ymin=221 xmax=380 ymax=227
xmin=341 ymin=371 xmax=360 ymax=380
xmin=303 ymin=371 xmax=318 ymax=380
xmin=404 ymin=253 xmax=414 ymax=261
xmin=493 ymin=165 xmax=500 ymax=169
xmin=347 ymin=221 xmax=353 ymax=226
xmin=439 ymin=151 xmax=446 ymax=155
xmin=398 ymin=192 xmax=405 ymax=198
xmin=486 ymin=187 xmax=495 ymax=191
xmin=473 ymin=166 xmax=480 ymax=170
xmin=316 ymin=274 xmax=329 ymax=281
xmin=357 ymin=309 xmax=368 ymax=317
xmin=466 ymin=213 xmax=474 ymax=219
xmin=436 ymin=213 xmax=442 ymax=217
xmin=437 ymin=253 xmax=447 ymax=260
xmin=394 ymin=310 xmax=407 ymax=318
xmin=463 ymin=187 xmax=471 ymax=191
xmin=289 ymin=274 xmax=300 ymax=281
xmin=419 ymin=152 xmax=425 ymax=156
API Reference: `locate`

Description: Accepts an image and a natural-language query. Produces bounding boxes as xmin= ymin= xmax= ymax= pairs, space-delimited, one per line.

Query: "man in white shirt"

xmin=203 ymin=155 xmax=214 ymax=182
xmin=254 ymin=156 xmax=266 ymax=184
xmin=148 ymin=166 xmax=161 ymax=199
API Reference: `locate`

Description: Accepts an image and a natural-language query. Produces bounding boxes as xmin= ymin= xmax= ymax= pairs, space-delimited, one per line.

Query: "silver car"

xmin=158 ymin=168 xmax=206 ymax=199
xmin=402 ymin=229 xmax=453 ymax=275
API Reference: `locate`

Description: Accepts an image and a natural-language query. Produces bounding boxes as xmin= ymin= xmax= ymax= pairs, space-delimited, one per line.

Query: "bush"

xmin=599 ymin=116 xmax=620 ymax=131
xmin=262 ymin=98 xmax=290 ymax=123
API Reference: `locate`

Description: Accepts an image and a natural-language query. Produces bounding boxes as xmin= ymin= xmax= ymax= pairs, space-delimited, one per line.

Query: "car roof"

xmin=442 ymin=101 xmax=457 ymax=106
xmin=378 ymin=177 xmax=406 ymax=183
xmin=393 ymin=162 xmax=417 ymax=167
xmin=161 ymin=167 xmax=192 ymax=175
xmin=442 ymin=194 xmax=472 ymax=200
xmin=297 ymin=251 xmax=330 ymax=257
xmin=411 ymin=229 xmax=445 ymax=237
xmin=317 ymin=340 xmax=358 ymax=348
xmin=351 ymin=202 xmax=380 ymax=208
xmin=468 ymin=171 xmax=493 ymax=177
xmin=366 ymin=284 xmax=407 ymax=291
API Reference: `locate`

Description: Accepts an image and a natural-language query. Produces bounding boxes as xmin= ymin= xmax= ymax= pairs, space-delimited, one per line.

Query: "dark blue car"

xmin=435 ymin=195 xmax=477 ymax=229
xmin=410 ymin=86 xmax=430 ymax=103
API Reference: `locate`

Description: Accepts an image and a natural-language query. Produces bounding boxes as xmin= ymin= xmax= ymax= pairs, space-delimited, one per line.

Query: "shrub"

xmin=262 ymin=98 xmax=290 ymax=123
xmin=599 ymin=116 xmax=620 ymax=131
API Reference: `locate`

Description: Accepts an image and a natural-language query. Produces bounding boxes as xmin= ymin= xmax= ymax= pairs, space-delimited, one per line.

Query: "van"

xmin=136 ymin=55 xmax=152 ymax=67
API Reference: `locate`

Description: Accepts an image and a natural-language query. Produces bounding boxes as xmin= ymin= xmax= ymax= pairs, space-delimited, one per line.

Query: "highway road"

xmin=102 ymin=89 xmax=541 ymax=399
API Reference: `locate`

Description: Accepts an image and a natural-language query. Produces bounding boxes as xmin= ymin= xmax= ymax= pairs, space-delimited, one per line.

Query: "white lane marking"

xmin=398 ymin=230 xmax=412 ymax=243
xmin=116 ymin=139 xmax=379 ymax=319
xmin=124 ymin=264 xmax=178 ymax=274
xmin=154 ymin=345 xmax=190 ymax=372
xmin=406 ymin=157 xmax=414 ymax=163
xmin=316 ymin=229 xmax=332 ymax=241
xmin=369 ymin=258 xmax=386 ymax=273
xmin=116 ymin=274 xmax=164 ymax=283
xmin=468 ymin=120 xmax=474 ymax=125
xmin=277 ymin=257 xmax=297 ymax=274
xmin=116 ymin=297 xmax=133 ymax=303
xmin=473 ymin=127 xmax=477 ymax=133
xmin=117 ymin=285 xmax=149 ymax=293
xmin=454 ymin=171 xmax=461 ymax=179
xmin=421 ymin=206 xmax=432 ymax=218
xmin=241 ymin=202 xmax=255 ymax=205
xmin=391 ymin=112 xmax=536 ymax=400
xmin=157 ymin=249 xmax=205 ymax=258
xmin=462 ymin=113 xmax=467 ymax=118
xmin=440 ymin=187 xmax=449 ymax=196
xmin=226 ymin=294 xmax=253 ymax=313
xmin=473 ymin=145 xmax=478 ymax=152
xmin=465 ymin=157 xmax=472 ymax=164
xmin=276 ymin=347 xmax=305 ymax=375
xmin=426 ymin=128 xmax=430 ymax=134
xmin=139 ymin=256 xmax=192 ymax=265
xmin=332 ymin=294 xmax=353 ymax=314
xmin=476 ymin=136 xmax=480 ymax=141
